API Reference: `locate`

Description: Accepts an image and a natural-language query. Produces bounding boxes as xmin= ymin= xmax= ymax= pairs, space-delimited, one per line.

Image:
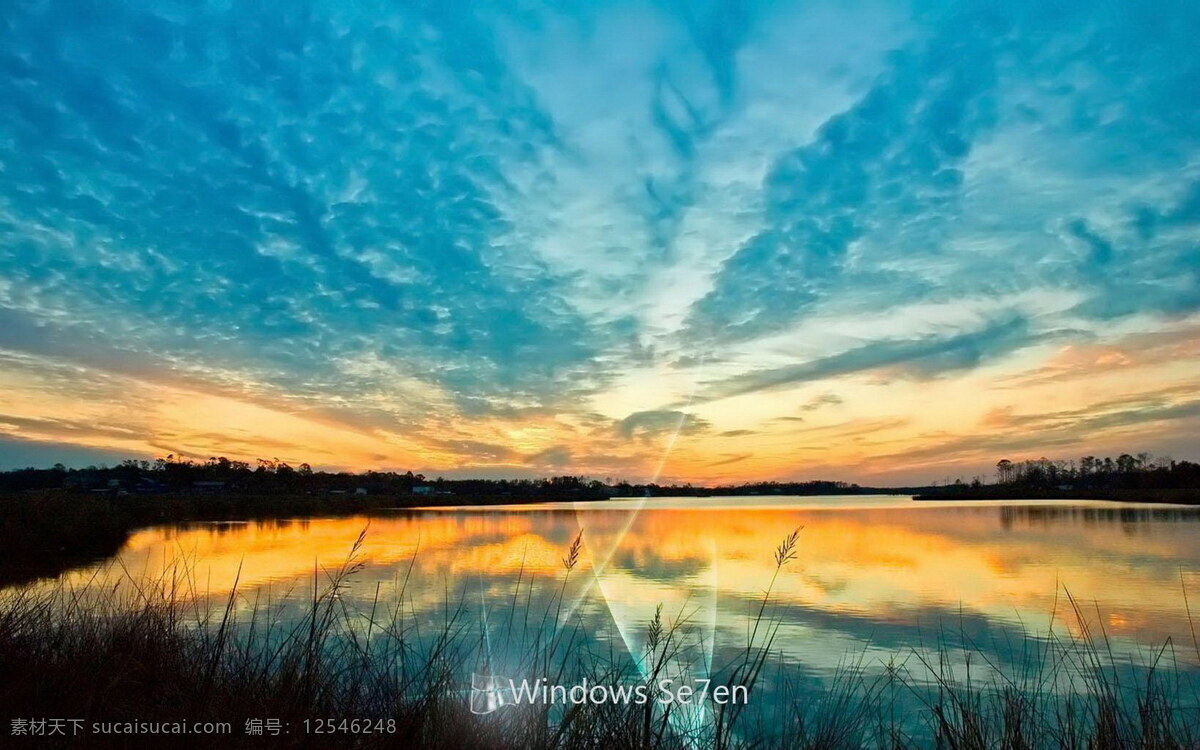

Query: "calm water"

xmin=46 ymin=495 xmax=1200 ymax=731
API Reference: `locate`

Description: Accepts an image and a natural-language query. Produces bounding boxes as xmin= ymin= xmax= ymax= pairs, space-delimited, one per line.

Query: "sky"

xmin=0 ymin=0 xmax=1198 ymax=485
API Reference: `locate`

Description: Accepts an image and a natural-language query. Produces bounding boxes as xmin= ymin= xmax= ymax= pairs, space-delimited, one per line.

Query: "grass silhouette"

xmin=2 ymin=528 xmax=1198 ymax=748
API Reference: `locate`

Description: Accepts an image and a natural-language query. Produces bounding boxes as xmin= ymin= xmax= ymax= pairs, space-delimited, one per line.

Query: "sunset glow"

xmin=1 ymin=0 xmax=1198 ymax=484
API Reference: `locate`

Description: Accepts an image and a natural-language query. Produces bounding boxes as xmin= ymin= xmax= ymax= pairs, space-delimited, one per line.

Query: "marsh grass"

xmin=2 ymin=528 xmax=1199 ymax=749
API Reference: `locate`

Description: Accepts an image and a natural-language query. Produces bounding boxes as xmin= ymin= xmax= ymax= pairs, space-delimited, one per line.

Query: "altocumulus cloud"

xmin=0 ymin=0 xmax=607 ymax=413
xmin=0 ymin=0 xmax=1198 ymax=473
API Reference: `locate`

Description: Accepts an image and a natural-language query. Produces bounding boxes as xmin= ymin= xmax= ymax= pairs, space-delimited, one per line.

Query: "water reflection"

xmin=59 ymin=496 xmax=1200 ymax=680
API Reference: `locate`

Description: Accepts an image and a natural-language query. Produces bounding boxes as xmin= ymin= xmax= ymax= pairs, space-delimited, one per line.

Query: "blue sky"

xmin=0 ymin=0 xmax=1198 ymax=483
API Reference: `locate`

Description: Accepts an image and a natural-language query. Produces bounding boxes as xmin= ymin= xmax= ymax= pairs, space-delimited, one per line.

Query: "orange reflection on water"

xmin=65 ymin=498 xmax=1200 ymax=659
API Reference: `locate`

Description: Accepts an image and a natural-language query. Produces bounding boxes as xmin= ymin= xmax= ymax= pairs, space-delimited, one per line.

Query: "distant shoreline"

xmin=912 ymin=487 xmax=1200 ymax=504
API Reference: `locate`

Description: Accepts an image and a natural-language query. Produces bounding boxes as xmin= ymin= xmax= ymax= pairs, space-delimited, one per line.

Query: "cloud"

xmin=683 ymin=12 xmax=998 ymax=345
xmin=998 ymin=325 xmax=1200 ymax=389
xmin=615 ymin=410 xmax=710 ymax=440
xmin=983 ymin=392 xmax=1200 ymax=437
xmin=426 ymin=440 xmax=520 ymax=464
xmin=706 ymin=453 xmax=752 ymax=467
xmin=527 ymin=445 xmax=573 ymax=468
xmin=0 ymin=414 xmax=143 ymax=443
xmin=0 ymin=0 xmax=614 ymax=418
xmin=799 ymin=393 xmax=844 ymax=412
xmin=857 ymin=385 xmax=1200 ymax=477
xmin=697 ymin=316 xmax=1037 ymax=402
xmin=1 ymin=0 xmax=1199 ymax=479
xmin=680 ymin=0 xmax=1200 ymax=355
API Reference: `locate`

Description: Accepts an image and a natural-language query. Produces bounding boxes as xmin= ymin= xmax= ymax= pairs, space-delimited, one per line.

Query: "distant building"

xmin=355 ymin=487 xmax=368 ymax=496
xmin=412 ymin=485 xmax=434 ymax=496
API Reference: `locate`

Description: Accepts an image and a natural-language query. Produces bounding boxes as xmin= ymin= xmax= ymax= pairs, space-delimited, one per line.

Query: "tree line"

xmin=0 ymin=455 xmax=610 ymax=499
xmin=0 ymin=454 xmax=869 ymax=498
xmin=994 ymin=454 xmax=1200 ymax=489
xmin=3 ymin=451 xmax=1195 ymax=497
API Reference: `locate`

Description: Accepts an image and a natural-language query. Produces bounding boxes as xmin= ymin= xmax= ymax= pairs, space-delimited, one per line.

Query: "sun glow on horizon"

xmin=1 ymin=0 xmax=1199 ymax=483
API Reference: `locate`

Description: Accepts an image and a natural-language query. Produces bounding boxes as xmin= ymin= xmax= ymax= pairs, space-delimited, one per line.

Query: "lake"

xmin=43 ymin=495 xmax=1200 ymax=740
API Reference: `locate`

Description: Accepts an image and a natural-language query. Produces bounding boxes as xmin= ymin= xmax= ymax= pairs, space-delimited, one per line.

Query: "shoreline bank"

xmin=913 ymin=487 xmax=1200 ymax=504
